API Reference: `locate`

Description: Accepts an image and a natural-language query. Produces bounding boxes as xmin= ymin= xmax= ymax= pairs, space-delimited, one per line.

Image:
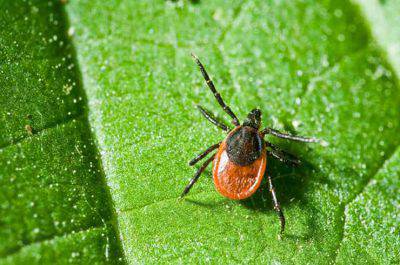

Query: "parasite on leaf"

xmin=181 ymin=53 xmax=318 ymax=236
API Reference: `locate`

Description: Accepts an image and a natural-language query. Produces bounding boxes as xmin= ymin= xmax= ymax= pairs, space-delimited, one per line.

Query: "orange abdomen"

xmin=212 ymin=141 xmax=266 ymax=200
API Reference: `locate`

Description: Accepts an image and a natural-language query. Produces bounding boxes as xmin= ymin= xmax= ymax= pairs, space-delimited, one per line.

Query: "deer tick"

xmin=181 ymin=53 xmax=317 ymax=235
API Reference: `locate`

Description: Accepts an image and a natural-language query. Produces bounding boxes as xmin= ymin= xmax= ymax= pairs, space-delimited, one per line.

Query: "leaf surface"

xmin=65 ymin=0 xmax=400 ymax=263
xmin=2 ymin=0 xmax=400 ymax=264
xmin=0 ymin=1 xmax=124 ymax=264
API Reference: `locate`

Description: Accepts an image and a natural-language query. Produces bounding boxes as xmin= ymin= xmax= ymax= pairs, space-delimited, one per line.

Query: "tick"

xmin=181 ymin=54 xmax=318 ymax=235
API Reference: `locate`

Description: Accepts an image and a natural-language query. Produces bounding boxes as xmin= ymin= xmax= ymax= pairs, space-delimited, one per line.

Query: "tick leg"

xmin=262 ymin=127 xmax=317 ymax=143
xmin=191 ymin=53 xmax=240 ymax=126
xmin=268 ymin=150 xmax=300 ymax=167
xmin=181 ymin=154 xmax=215 ymax=198
xmin=189 ymin=142 xmax=221 ymax=166
xmin=197 ymin=105 xmax=230 ymax=132
xmin=267 ymin=173 xmax=285 ymax=236
xmin=267 ymin=143 xmax=301 ymax=166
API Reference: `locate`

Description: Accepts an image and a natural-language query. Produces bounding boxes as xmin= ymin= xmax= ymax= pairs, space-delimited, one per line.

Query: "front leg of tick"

xmin=267 ymin=173 xmax=285 ymax=237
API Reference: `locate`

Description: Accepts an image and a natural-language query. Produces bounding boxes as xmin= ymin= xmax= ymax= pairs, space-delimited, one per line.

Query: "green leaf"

xmin=2 ymin=0 xmax=400 ymax=264
xmin=64 ymin=0 xmax=400 ymax=263
xmin=0 ymin=1 xmax=123 ymax=264
xmin=353 ymin=0 xmax=400 ymax=78
xmin=335 ymin=147 xmax=400 ymax=263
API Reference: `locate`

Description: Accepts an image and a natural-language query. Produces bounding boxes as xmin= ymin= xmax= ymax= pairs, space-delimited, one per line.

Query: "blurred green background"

xmin=1 ymin=0 xmax=399 ymax=264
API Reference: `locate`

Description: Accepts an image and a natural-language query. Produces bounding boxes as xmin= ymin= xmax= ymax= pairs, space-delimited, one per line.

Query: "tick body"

xmin=213 ymin=126 xmax=266 ymax=200
xmin=182 ymin=53 xmax=318 ymax=235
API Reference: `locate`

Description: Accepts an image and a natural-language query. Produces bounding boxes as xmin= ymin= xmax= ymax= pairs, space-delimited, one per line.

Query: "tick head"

xmin=243 ymin=108 xmax=262 ymax=129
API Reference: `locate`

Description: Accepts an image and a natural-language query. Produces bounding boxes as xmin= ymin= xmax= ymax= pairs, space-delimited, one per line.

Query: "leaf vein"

xmin=333 ymin=144 xmax=400 ymax=263
xmin=291 ymin=44 xmax=371 ymax=121
xmin=0 ymin=112 xmax=84 ymax=151
xmin=119 ymin=190 xmax=211 ymax=214
xmin=0 ymin=225 xmax=106 ymax=259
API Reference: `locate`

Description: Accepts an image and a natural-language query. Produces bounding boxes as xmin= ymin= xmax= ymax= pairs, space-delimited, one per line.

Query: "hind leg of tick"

xmin=266 ymin=172 xmax=285 ymax=237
